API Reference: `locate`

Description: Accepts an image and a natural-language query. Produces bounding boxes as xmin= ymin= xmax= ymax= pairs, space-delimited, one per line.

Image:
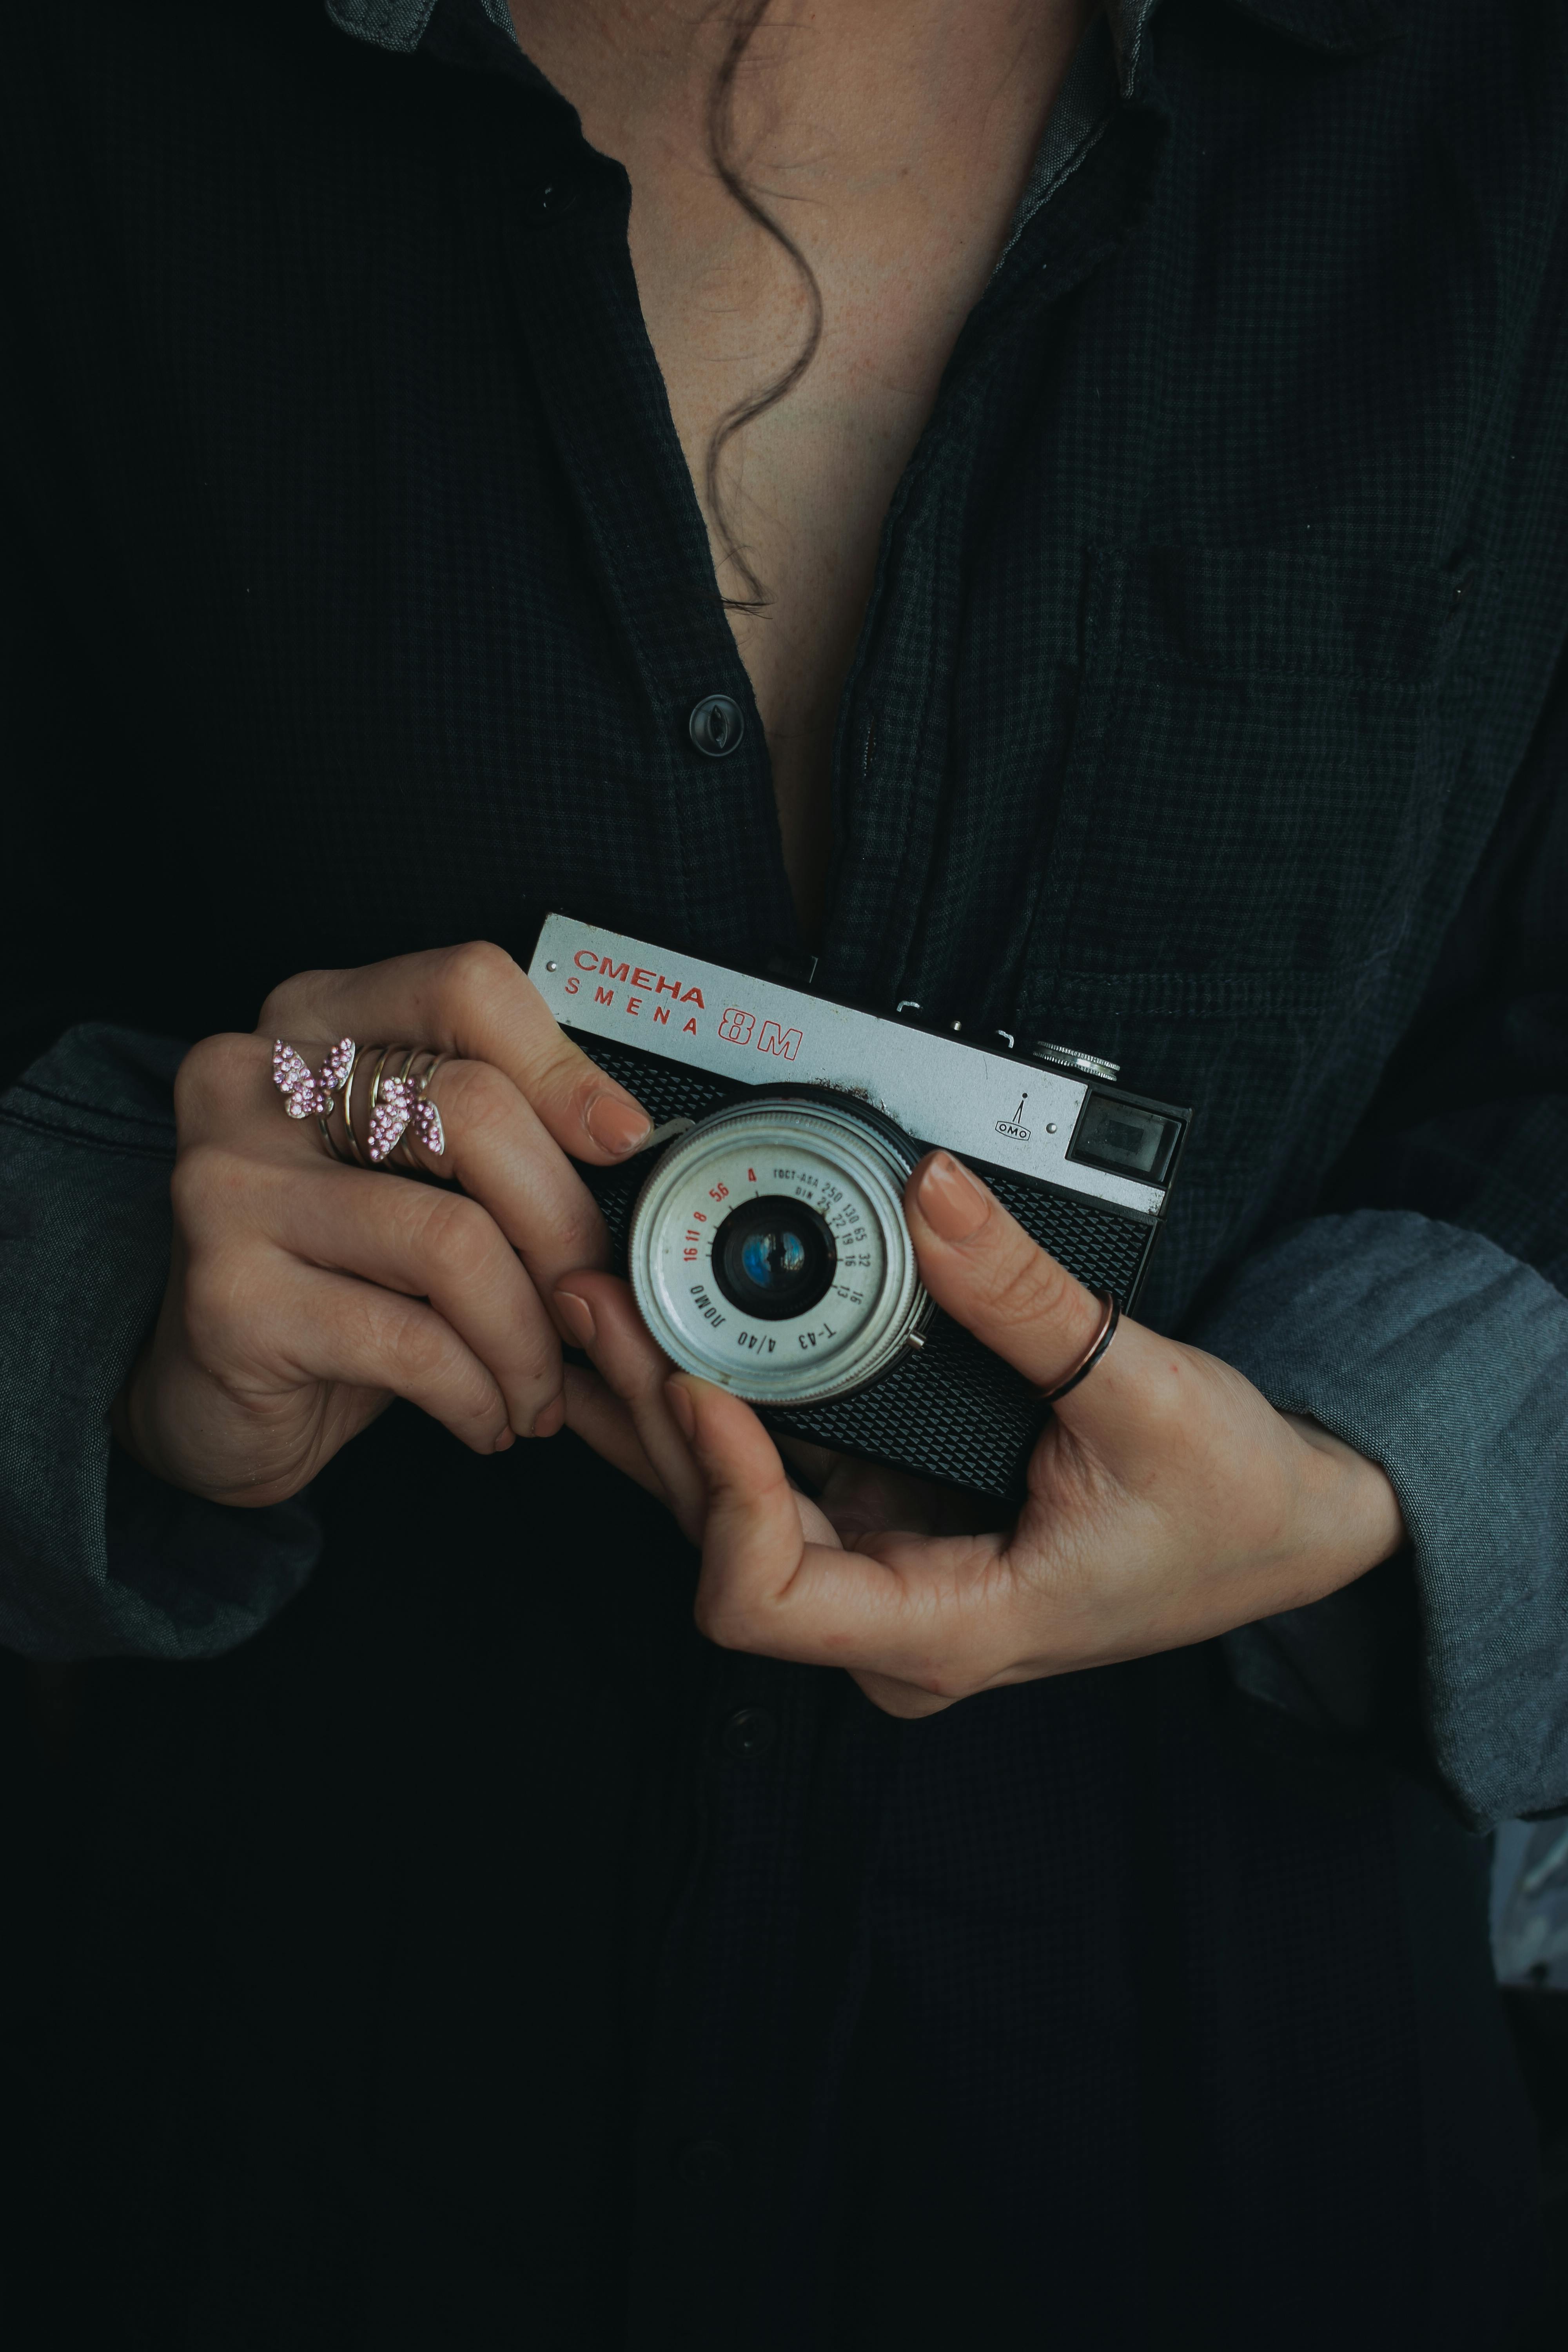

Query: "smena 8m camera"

xmin=526 ymin=915 xmax=1191 ymax=1505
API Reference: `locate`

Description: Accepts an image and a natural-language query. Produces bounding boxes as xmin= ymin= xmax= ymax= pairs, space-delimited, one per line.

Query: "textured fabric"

xmin=2 ymin=0 xmax=1566 ymax=2342
xmin=326 ymin=0 xmax=513 ymax=51
xmin=1198 ymin=1213 xmax=1568 ymax=1827
xmin=998 ymin=13 xmax=1122 ymax=272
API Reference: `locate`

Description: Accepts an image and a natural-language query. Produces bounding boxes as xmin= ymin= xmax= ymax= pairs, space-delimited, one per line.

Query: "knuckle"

xmin=980 ymin=1239 xmax=1079 ymax=1334
xmin=556 ymin=1037 xmax=610 ymax=1100
xmin=170 ymin=1139 xmax=252 ymax=1234
xmin=385 ymin=1309 xmax=459 ymax=1395
xmin=439 ymin=938 xmax=522 ymax=1016
xmin=419 ymin=1190 xmax=500 ymax=1286
xmin=257 ymin=967 xmax=336 ymax=1036
xmin=546 ymin=1197 xmax=604 ymax=1267
xmin=174 ymin=1032 xmax=260 ymax=1132
xmin=554 ymin=1045 xmax=630 ymax=1130
xmin=692 ymin=1592 xmax=760 ymax=1652
xmin=444 ymin=1056 xmax=515 ymax=1146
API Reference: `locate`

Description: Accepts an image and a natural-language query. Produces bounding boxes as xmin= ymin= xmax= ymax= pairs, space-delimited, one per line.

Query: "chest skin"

xmin=506 ymin=0 xmax=1091 ymax=938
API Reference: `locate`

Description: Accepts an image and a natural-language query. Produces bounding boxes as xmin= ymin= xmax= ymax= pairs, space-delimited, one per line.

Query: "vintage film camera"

xmin=526 ymin=915 xmax=1191 ymax=1504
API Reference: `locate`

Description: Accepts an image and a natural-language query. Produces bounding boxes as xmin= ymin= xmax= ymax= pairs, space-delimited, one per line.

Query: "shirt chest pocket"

xmin=1021 ymin=545 xmax=1485 ymax=1018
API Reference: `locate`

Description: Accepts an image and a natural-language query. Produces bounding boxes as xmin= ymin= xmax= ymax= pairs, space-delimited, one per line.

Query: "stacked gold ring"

xmin=315 ymin=1043 xmax=449 ymax=1170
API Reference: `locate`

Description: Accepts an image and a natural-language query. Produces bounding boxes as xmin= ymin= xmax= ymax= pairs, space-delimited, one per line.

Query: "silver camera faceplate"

xmin=527 ymin=915 xmax=1167 ymax=1219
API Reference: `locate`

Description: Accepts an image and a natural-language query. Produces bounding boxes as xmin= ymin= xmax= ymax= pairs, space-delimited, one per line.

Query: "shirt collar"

xmin=325 ymin=0 xmax=507 ymax=51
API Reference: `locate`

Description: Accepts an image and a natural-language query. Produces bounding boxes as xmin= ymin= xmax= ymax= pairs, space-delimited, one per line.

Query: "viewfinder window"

xmin=1068 ymin=1094 xmax=1180 ymax=1186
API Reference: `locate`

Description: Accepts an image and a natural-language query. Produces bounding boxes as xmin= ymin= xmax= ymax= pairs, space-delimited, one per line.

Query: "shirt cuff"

xmin=1184 ymin=1209 xmax=1568 ymax=1828
xmin=0 ymin=1025 xmax=319 ymax=1661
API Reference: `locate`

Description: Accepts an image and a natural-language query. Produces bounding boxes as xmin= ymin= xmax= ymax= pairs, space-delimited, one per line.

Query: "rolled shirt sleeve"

xmin=0 ymin=1025 xmax=319 ymax=1661
xmin=1188 ymin=1208 xmax=1568 ymax=1829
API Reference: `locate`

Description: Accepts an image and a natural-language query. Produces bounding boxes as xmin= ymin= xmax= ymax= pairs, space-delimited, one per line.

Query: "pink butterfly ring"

xmin=272 ymin=1037 xmax=356 ymax=1123
xmin=366 ymin=1051 xmax=447 ymax=1165
xmin=272 ymin=1039 xmax=448 ymax=1168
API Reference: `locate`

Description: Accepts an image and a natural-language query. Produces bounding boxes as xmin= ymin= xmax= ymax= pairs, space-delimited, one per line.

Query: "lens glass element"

xmin=714 ymin=1196 xmax=837 ymax=1322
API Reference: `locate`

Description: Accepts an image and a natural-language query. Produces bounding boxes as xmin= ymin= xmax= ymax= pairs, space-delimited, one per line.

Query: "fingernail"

xmin=664 ymin=1377 xmax=696 ymax=1442
xmin=584 ymin=1092 xmax=652 ymax=1158
xmin=531 ymin=1395 xmax=566 ymax=1440
xmin=555 ymin=1289 xmax=595 ymax=1348
xmin=916 ymin=1152 xmax=991 ymax=1245
xmin=493 ymin=1428 xmax=515 ymax=1454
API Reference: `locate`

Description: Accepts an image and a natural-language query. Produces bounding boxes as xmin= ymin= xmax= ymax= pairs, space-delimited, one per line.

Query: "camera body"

xmin=526 ymin=915 xmax=1191 ymax=1504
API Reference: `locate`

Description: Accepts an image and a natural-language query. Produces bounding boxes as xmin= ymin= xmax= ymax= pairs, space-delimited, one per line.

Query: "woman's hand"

xmin=114 ymin=942 xmax=652 ymax=1508
xmin=554 ymin=1151 xmax=1406 ymax=1718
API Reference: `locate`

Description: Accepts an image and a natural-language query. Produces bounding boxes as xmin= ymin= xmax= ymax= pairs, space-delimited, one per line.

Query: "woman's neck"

xmin=507 ymin=0 xmax=1094 ymax=940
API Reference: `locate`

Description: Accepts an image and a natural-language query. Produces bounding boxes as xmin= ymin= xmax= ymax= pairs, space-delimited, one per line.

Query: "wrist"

xmin=110 ymin=1343 xmax=162 ymax=1480
xmin=1284 ymin=1412 xmax=1407 ymax=1584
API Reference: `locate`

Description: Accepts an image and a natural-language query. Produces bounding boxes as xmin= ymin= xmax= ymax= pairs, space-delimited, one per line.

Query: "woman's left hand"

xmin=554 ymin=1151 xmax=1406 ymax=1719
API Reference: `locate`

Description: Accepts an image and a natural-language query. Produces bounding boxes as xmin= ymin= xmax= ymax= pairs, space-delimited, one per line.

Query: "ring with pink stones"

xmin=274 ymin=1038 xmax=448 ymax=1170
xmin=364 ymin=1045 xmax=447 ymax=1166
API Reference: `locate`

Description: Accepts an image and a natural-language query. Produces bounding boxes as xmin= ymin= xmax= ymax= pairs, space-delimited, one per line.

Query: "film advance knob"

xmin=1031 ymin=1040 xmax=1121 ymax=1082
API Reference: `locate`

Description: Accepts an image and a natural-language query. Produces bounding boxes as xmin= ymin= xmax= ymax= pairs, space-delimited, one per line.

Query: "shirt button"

xmin=722 ymin=1706 xmax=777 ymax=1759
xmin=535 ymin=181 xmax=578 ymax=218
xmin=688 ymin=693 xmax=745 ymax=758
xmin=673 ymin=2137 xmax=733 ymax=2188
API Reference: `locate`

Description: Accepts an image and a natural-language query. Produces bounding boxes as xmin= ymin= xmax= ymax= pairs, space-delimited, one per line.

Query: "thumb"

xmin=904 ymin=1152 xmax=1141 ymax=1429
xmin=664 ymin=1375 xmax=816 ymax=1637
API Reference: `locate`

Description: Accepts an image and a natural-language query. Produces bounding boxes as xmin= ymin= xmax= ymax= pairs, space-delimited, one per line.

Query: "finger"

xmin=188 ymin=1031 xmax=613 ymax=1303
xmin=809 ymin=1454 xmax=972 ymax=1548
xmin=553 ymin=1272 xmax=708 ymax=1537
xmin=904 ymin=1152 xmax=1152 ymax=1437
xmin=670 ymin=1374 xmax=988 ymax=1679
xmin=849 ymin=1670 xmax=960 ymax=1722
xmin=250 ymin=1156 xmax=565 ymax=1437
xmin=261 ymin=940 xmax=653 ymax=1165
xmin=773 ymin=1431 xmax=842 ymax=1494
xmin=176 ymin=1031 xmax=303 ymax=1151
xmin=556 ymin=1356 xmax=843 ymax=1557
xmin=366 ymin=1053 xmax=612 ymax=1295
xmin=236 ymin=1253 xmax=513 ymax=1455
xmin=559 ymin=1363 xmax=668 ymax=1502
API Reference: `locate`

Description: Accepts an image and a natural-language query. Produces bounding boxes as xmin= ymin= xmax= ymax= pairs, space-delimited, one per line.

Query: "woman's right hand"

xmin=113 ymin=941 xmax=653 ymax=1508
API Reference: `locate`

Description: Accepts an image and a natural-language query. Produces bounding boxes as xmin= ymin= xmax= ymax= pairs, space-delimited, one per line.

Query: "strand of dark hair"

xmin=704 ymin=0 xmax=824 ymax=613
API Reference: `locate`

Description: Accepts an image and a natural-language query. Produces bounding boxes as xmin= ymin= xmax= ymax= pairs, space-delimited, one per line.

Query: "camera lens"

xmin=712 ymin=1196 xmax=837 ymax=1321
xmin=626 ymin=1092 xmax=931 ymax=1407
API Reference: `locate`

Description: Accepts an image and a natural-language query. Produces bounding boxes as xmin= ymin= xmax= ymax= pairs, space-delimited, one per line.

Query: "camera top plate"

xmin=526 ymin=914 xmax=1186 ymax=1223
